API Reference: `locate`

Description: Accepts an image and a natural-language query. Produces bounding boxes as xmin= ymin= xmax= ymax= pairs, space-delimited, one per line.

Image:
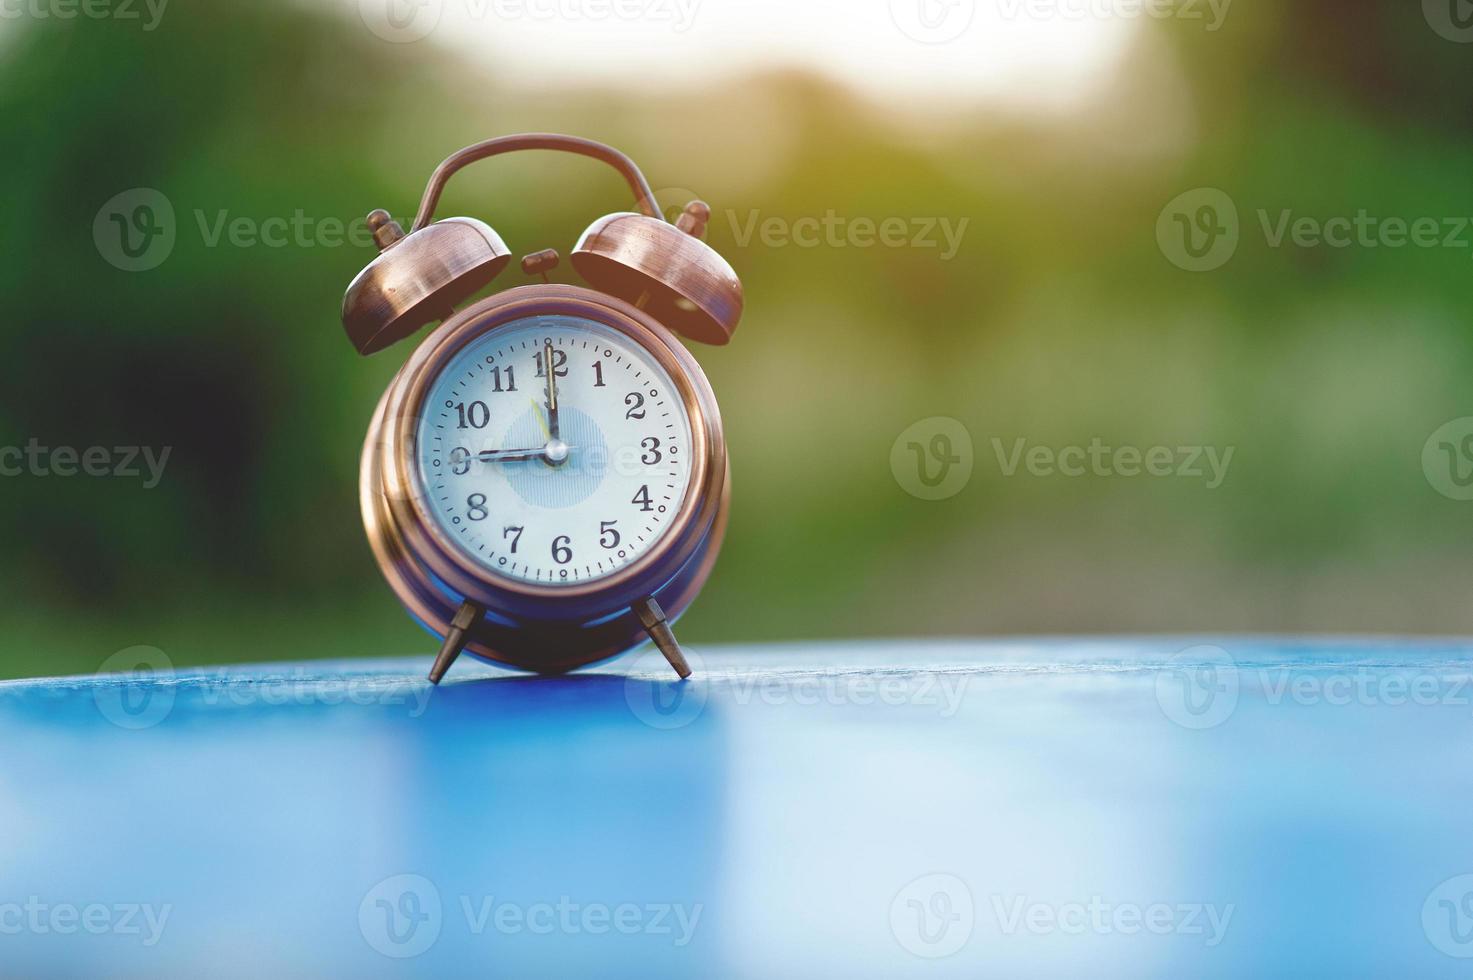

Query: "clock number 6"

xmin=552 ymin=535 xmax=573 ymax=565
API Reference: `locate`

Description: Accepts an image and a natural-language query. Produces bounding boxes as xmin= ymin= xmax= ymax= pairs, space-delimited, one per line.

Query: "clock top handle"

xmin=410 ymin=133 xmax=666 ymax=232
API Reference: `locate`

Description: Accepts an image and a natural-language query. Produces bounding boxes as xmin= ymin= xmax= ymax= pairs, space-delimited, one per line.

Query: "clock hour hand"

xmin=476 ymin=448 xmax=549 ymax=463
xmin=543 ymin=339 xmax=560 ymax=440
xmin=468 ymin=445 xmax=576 ymax=465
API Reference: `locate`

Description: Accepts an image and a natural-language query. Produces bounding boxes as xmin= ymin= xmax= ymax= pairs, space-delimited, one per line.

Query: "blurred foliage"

xmin=1 ymin=0 xmax=1471 ymax=678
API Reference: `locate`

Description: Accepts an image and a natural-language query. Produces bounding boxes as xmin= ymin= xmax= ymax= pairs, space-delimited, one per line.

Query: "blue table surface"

xmin=3 ymin=637 xmax=1473 ymax=979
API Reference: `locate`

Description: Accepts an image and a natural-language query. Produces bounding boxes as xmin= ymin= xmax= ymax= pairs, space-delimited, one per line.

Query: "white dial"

xmin=414 ymin=315 xmax=695 ymax=586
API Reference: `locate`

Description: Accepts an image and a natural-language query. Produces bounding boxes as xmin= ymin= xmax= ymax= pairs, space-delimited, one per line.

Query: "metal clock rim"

xmin=379 ymin=284 xmax=727 ymax=618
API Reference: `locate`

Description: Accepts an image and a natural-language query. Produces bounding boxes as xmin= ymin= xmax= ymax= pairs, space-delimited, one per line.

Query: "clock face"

xmin=413 ymin=314 xmax=696 ymax=587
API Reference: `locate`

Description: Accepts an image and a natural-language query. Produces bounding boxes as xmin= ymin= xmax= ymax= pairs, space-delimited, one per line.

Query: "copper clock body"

xmin=359 ymin=284 xmax=730 ymax=673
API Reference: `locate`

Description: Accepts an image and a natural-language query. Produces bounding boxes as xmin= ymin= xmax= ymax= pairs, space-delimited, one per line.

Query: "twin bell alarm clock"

xmin=340 ymin=134 xmax=742 ymax=683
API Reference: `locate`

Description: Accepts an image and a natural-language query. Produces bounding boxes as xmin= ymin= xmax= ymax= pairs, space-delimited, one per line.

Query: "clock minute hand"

xmin=543 ymin=339 xmax=560 ymax=440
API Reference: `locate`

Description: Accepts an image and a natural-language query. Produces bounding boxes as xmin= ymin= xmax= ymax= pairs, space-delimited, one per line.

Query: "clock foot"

xmin=428 ymin=600 xmax=483 ymax=685
xmin=633 ymin=597 xmax=692 ymax=679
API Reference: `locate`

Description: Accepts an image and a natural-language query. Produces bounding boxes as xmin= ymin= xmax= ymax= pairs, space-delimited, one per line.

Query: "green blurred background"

xmin=2 ymin=0 xmax=1471 ymax=679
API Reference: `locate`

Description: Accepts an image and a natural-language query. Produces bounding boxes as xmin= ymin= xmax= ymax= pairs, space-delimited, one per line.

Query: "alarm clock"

xmin=341 ymin=134 xmax=741 ymax=684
